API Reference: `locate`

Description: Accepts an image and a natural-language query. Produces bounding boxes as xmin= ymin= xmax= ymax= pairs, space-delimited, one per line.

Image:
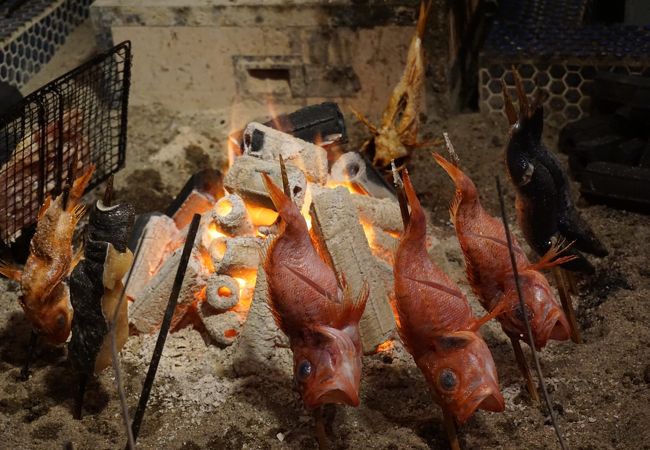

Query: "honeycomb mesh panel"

xmin=0 ymin=42 xmax=131 ymax=244
xmin=0 ymin=0 xmax=92 ymax=88
xmin=480 ymin=0 xmax=650 ymax=125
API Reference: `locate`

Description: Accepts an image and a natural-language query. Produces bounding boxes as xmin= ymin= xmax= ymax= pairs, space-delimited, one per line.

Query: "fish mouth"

xmin=454 ymin=385 xmax=505 ymax=425
xmin=304 ymin=377 xmax=360 ymax=409
xmin=536 ymin=309 xmax=570 ymax=349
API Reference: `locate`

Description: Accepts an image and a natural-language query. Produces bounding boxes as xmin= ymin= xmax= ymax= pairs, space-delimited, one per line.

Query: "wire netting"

xmin=0 ymin=41 xmax=131 ymax=245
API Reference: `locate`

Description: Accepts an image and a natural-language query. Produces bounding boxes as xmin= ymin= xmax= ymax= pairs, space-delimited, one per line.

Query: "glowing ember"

xmin=375 ymin=340 xmax=394 ymax=353
xmin=216 ymin=198 xmax=233 ymax=216
xmin=326 ymin=179 xmax=367 ymax=195
xmin=217 ymin=285 xmax=233 ymax=297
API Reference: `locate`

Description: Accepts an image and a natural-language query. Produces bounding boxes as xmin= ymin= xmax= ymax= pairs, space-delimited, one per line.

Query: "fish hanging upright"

xmin=353 ymin=1 xmax=431 ymax=169
xmin=503 ymin=71 xmax=607 ymax=273
xmin=434 ymin=152 xmax=572 ymax=350
xmin=393 ymin=169 xmax=504 ymax=424
xmin=260 ymin=172 xmax=368 ymax=409
xmin=0 ymin=164 xmax=95 ymax=344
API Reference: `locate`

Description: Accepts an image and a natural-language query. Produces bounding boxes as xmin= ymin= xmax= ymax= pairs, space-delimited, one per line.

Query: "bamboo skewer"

xmin=314 ymin=406 xmax=328 ymax=450
xmin=496 ymin=177 xmax=568 ymax=450
xmin=442 ymin=409 xmax=461 ymax=450
xmin=552 ymin=267 xmax=582 ymax=344
xmin=19 ymin=329 xmax=38 ymax=381
xmin=509 ymin=336 xmax=540 ymax=402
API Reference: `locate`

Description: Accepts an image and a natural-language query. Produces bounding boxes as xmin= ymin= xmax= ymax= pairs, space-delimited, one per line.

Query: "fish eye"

xmin=438 ymin=368 xmax=458 ymax=391
xmin=297 ymin=360 xmax=312 ymax=380
xmin=56 ymin=314 xmax=66 ymax=329
xmin=514 ymin=304 xmax=533 ymax=323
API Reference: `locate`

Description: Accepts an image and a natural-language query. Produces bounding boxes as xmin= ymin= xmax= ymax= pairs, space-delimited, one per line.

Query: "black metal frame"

xmin=0 ymin=41 xmax=132 ymax=245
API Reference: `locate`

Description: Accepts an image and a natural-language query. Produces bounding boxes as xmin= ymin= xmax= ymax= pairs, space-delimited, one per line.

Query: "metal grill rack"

xmin=479 ymin=0 xmax=650 ymax=126
xmin=0 ymin=41 xmax=131 ymax=245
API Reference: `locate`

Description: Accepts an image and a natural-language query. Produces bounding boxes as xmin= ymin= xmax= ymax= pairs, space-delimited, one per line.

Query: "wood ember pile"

xmin=127 ymin=103 xmax=409 ymax=375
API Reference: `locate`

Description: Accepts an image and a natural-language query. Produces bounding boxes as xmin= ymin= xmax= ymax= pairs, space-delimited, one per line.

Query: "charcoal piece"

xmin=580 ymin=161 xmax=650 ymax=207
xmin=568 ymin=134 xmax=626 ymax=176
xmin=68 ymin=201 xmax=135 ymax=376
xmin=594 ymin=72 xmax=650 ymax=111
xmin=558 ymin=115 xmax=617 ymax=155
xmin=615 ymin=139 xmax=645 ymax=166
xmin=165 ymin=169 xmax=224 ymax=221
xmin=229 ymin=102 xmax=347 ymax=155
xmin=329 ymin=152 xmax=396 ymax=199
xmin=639 ymin=141 xmax=650 ymax=168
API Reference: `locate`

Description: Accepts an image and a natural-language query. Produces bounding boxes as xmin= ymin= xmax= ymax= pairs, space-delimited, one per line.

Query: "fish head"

xmin=373 ymin=128 xmax=409 ymax=168
xmin=292 ymin=324 xmax=362 ymax=409
xmin=22 ymin=284 xmax=73 ymax=345
xmin=504 ymin=271 xmax=571 ymax=349
xmin=418 ymin=332 xmax=504 ymax=424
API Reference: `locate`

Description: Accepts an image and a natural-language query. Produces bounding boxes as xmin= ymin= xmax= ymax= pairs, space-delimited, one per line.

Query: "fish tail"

xmin=433 ymin=153 xmax=479 ymax=224
xmin=401 ymin=169 xmax=427 ymax=241
xmin=417 ymin=1 xmax=432 ymax=40
xmin=0 ymin=260 xmax=22 ymax=282
xmin=260 ymin=172 xmax=305 ymax=231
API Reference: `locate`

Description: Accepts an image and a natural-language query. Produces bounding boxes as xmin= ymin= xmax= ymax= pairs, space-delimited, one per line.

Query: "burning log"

xmin=232 ymin=265 xmax=290 ymax=376
xmin=330 ymin=152 xmax=396 ymax=199
xmin=229 ymin=102 xmax=347 ymax=156
xmin=210 ymin=194 xmax=254 ymax=236
xmin=242 ymin=122 xmax=328 ymax=184
xmin=362 ymin=223 xmax=399 ymax=266
xmin=224 ymin=155 xmax=307 ymax=210
xmin=125 ymin=214 xmax=182 ymax=301
xmin=199 ymin=310 xmax=243 ymax=347
xmin=309 ymin=186 xmax=395 ymax=353
xmin=166 ymin=169 xmax=224 ymax=229
xmin=351 ymin=193 xmax=404 ymax=234
xmin=209 ymin=236 xmax=261 ymax=279
xmin=129 ymin=248 xmax=208 ymax=334
xmin=204 ymin=273 xmax=240 ymax=311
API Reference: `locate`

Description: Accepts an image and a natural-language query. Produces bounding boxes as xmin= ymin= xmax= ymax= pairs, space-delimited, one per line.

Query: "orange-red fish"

xmin=434 ymin=153 xmax=571 ymax=350
xmin=0 ymin=164 xmax=94 ymax=344
xmin=393 ymin=170 xmax=504 ymax=424
xmin=353 ymin=1 xmax=432 ymax=169
xmin=261 ymin=172 xmax=368 ymax=409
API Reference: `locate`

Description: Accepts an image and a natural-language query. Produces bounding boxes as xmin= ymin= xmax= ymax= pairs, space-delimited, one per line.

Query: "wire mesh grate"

xmin=0 ymin=41 xmax=131 ymax=245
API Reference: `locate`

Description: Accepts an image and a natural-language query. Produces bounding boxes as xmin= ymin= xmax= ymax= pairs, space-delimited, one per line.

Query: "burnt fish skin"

xmin=503 ymin=80 xmax=607 ymax=274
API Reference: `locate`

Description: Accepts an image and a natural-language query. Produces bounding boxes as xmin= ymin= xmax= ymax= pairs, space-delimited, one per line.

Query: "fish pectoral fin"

xmin=527 ymin=238 xmax=577 ymax=272
xmin=472 ymin=297 xmax=510 ymax=331
xmin=0 ymin=260 xmax=22 ymax=281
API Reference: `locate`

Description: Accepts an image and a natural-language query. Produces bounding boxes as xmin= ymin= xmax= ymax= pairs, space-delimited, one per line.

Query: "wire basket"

xmin=0 ymin=41 xmax=131 ymax=245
